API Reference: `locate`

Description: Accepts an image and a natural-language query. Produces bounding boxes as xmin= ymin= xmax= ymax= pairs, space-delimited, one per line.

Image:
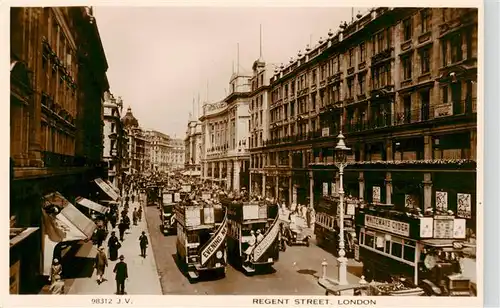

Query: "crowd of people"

xmin=48 ymin=185 xmax=149 ymax=295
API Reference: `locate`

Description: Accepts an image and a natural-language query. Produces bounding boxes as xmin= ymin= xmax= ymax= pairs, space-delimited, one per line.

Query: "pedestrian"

xmin=123 ymin=214 xmax=131 ymax=230
xmin=132 ymin=208 xmax=138 ymax=226
xmin=110 ymin=212 xmax=117 ymax=229
xmin=256 ymin=229 xmax=264 ymax=243
xmin=137 ymin=206 xmax=143 ymax=222
xmin=125 ymin=195 xmax=130 ymax=205
xmin=49 ymin=275 xmax=65 ymax=294
xmin=113 ymin=255 xmax=128 ymax=295
xmin=139 ymin=231 xmax=149 ymax=258
xmin=132 ymin=194 xmax=135 ymax=203
xmin=49 ymin=258 xmax=62 ymax=285
xmin=95 ymin=225 xmax=106 ymax=248
xmin=244 ymin=230 xmax=256 ymax=263
xmin=94 ymin=246 xmax=108 ymax=284
xmin=107 ymin=231 xmax=121 ymax=261
xmin=118 ymin=219 xmax=127 ymax=241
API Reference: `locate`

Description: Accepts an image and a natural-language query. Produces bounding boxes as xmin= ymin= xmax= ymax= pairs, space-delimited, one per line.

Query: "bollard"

xmin=321 ymin=259 xmax=328 ymax=279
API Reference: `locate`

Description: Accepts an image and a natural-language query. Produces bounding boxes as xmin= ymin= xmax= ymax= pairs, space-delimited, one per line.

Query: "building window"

xmin=402 ymin=56 xmax=412 ymax=80
xmin=420 ymin=48 xmax=431 ymax=74
xmin=348 ymin=48 xmax=354 ymax=67
xmin=403 ymin=95 xmax=412 ymax=124
xmin=421 ymin=9 xmax=431 ymax=33
xmin=347 ymin=78 xmax=353 ymax=98
xmin=359 ymin=43 xmax=366 ymax=62
xmin=358 ymin=74 xmax=366 ymax=95
xmin=284 ymin=84 xmax=288 ymax=98
xmin=442 ymin=86 xmax=448 ymax=104
xmin=321 ymin=64 xmax=327 ymax=80
xmin=452 ymin=82 xmax=463 ymax=114
xmin=450 ymin=33 xmax=463 ymax=63
xmin=441 ymin=41 xmax=448 ymax=67
xmin=333 ymin=86 xmax=340 ymax=103
xmin=420 ymin=89 xmax=430 ymax=121
xmin=312 ymin=69 xmax=317 ymax=85
xmin=403 ymin=18 xmax=412 ymax=41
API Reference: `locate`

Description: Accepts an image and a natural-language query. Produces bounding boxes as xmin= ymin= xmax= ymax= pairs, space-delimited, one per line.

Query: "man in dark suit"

xmin=113 ymin=255 xmax=128 ymax=295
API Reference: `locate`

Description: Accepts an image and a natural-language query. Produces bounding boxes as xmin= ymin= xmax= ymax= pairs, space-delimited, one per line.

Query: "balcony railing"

xmin=41 ymin=151 xmax=104 ymax=168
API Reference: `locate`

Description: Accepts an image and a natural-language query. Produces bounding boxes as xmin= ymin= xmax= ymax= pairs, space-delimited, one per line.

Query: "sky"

xmin=93 ymin=6 xmax=367 ymax=138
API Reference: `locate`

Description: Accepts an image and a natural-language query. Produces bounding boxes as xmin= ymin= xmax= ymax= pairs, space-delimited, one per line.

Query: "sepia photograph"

xmin=6 ymin=1 xmax=482 ymax=306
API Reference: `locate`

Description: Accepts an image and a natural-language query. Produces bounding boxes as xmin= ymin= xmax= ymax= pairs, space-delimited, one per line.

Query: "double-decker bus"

xmin=314 ymin=195 xmax=358 ymax=257
xmin=175 ymin=199 xmax=227 ymax=279
xmin=222 ymin=198 xmax=280 ymax=274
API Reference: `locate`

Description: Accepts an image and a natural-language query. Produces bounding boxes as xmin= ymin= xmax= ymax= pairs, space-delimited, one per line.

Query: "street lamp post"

xmin=334 ymin=130 xmax=351 ymax=286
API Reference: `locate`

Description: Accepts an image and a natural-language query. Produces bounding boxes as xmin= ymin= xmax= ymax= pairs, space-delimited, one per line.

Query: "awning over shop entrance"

xmin=95 ymin=178 xmax=120 ymax=201
xmin=42 ymin=192 xmax=97 ymax=275
xmin=105 ymin=180 xmax=120 ymax=195
xmin=75 ymin=197 xmax=109 ymax=214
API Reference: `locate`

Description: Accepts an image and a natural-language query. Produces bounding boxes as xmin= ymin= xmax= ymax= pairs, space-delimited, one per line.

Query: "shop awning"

xmin=95 ymin=178 xmax=120 ymax=201
xmin=105 ymin=180 xmax=120 ymax=195
xmin=42 ymin=192 xmax=96 ymax=242
xmin=10 ymin=227 xmax=39 ymax=248
xmin=75 ymin=197 xmax=109 ymax=214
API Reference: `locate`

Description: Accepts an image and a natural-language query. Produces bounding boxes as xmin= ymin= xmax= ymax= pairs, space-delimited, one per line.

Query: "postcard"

xmin=3 ymin=1 xmax=483 ymax=307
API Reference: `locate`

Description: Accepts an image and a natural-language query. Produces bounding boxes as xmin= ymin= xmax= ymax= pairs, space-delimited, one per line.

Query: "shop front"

xmin=10 ymin=227 xmax=41 ymax=294
xmin=41 ymin=192 xmax=96 ymax=277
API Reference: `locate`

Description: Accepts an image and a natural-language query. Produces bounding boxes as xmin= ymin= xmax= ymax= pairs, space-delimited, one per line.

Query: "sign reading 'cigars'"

xmin=200 ymin=212 xmax=227 ymax=266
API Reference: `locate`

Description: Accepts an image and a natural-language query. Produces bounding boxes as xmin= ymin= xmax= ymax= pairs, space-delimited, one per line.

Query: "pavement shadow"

xmin=61 ymin=256 xmax=95 ymax=279
xmin=297 ymin=269 xmax=318 ymax=278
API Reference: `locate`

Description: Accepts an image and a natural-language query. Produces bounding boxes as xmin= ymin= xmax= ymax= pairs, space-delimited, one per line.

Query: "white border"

xmin=1 ymin=0 xmax=485 ymax=307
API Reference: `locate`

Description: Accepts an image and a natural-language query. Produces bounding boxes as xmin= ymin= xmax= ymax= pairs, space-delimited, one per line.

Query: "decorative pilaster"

xmin=358 ymin=171 xmax=365 ymax=201
xmin=262 ymin=174 xmax=266 ymax=197
xmin=309 ymin=170 xmax=314 ymax=208
xmin=385 ymin=172 xmax=392 ymax=205
xmin=423 ymin=173 xmax=433 ymax=210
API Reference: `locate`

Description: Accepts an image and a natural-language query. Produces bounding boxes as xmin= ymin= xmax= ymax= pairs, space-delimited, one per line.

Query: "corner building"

xmin=200 ymin=72 xmax=252 ymax=192
xmin=264 ymin=7 xmax=477 ymax=238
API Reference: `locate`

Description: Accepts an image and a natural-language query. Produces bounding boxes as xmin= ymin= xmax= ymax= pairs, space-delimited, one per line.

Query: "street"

xmin=145 ymin=205 xmax=361 ymax=295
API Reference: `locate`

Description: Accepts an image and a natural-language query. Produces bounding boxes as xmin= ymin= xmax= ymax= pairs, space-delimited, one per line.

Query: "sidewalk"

xmin=66 ymin=201 xmax=162 ymax=295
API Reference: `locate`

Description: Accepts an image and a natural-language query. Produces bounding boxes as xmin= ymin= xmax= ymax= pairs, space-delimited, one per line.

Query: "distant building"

xmin=200 ymin=70 xmax=252 ymax=192
xmin=145 ymin=130 xmax=170 ymax=172
xmin=103 ymin=91 xmax=125 ymax=190
xmin=121 ymin=106 xmax=150 ymax=174
xmin=167 ymin=138 xmax=185 ymax=170
xmin=184 ymin=114 xmax=203 ymax=175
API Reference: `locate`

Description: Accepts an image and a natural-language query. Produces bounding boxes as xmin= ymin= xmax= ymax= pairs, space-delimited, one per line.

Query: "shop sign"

xmin=322 ymin=183 xmax=328 ymax=196
xmin=346 ymin=202 xmax=356 ymax=216
xmin=453 ymin=219 xmax=466 ymax=239
xmin=331 ymin=182 xmax=336 ymax=195
xmin=163 ymin=193 xmax=173 ymax=204
xmin=10 ymin=260 xmax=20 ymax=294
xmin=173 ymin=193 xmax=181 ymax=202
xmin=436 ymin=191 xmax=448 ymax=211
xmin=457 ymin=193 xmax=472 ymax=219
xmin=354 ymin=244 xmax=360 ymax=261
xmin=419 ymin=217 xmax=434 ymax=238
xmin=433 ymin=216 xmax=454 ymax=238
xmin=365 ymin=214 xmax=410 ymax=237
xmin=372 ymin=186 xmax=381 ymax=203
xmin=322 ymin=127 xmax=329 ymax=137
xmin=434 ymin=103 xmax=453 ymax=118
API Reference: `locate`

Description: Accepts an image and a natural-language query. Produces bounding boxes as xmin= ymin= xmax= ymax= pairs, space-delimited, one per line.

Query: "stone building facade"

xmin=9 ymin=7 xmax=109 ymax=294
xmin=167 ymin=138 xmax=185 ymax=171
xmin=184 ymin=116 xmax=203 ymax=175
xmin=262 ymin=7 xmax=477 ymax=238
xmin=200 ymin=72 xmax=252 ymax=192
xmin=103 ymin=91 xmax=125 ymax=190
xmin=146 ymin=130 xmax=170 ymax=172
